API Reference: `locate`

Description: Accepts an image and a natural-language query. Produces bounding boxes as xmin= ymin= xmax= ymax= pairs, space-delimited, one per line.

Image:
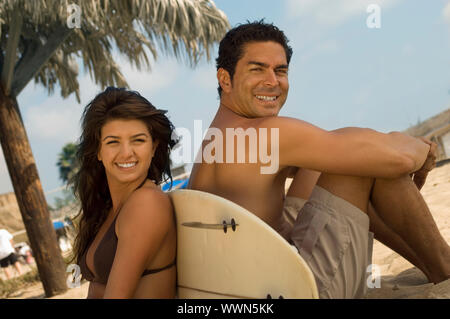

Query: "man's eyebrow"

xmin=102 ymin=133 xmax=148 ymax=141
xmin=248 ymin=61 xmax=269 ymax=67
xmin=275 ymin=64 xmax=289 ymax=69
xmin=247 ymin=61 xmax=289 ymax=69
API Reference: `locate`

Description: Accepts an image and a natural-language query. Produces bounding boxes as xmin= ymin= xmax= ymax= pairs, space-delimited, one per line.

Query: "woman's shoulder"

xmin=135 ymin=182 xmax=170 ymax=203
xmin=114 ymin=182 xmax=175 ymax=249
xmin=119 ymin=182 xmax=173 ymax=224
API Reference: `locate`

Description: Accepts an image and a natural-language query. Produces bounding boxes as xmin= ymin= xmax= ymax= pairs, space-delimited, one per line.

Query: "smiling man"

xmin=188 ymin=21 xmax=450 ymax=298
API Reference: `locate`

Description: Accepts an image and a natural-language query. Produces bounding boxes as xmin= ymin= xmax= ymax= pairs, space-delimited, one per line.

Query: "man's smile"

xmin=255 ymin=95 xmax=278 ymax=101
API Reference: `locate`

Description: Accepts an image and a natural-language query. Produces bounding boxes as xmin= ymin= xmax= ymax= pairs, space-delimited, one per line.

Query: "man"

xmin=188 ymin=21 xmax=450 ymax=298
xmin=0 ymin=228 xmax=23 ymax=279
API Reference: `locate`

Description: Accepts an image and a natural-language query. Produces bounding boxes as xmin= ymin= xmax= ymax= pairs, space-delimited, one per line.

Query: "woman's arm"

xmin=102 ymin=188 xmax=173 ymax=299
xmin=87 ymin=282 xmax=105 ymax=299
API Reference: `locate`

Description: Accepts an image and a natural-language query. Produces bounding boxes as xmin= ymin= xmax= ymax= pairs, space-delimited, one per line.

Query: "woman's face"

xmin=97 ymin=119 xmax=157 ymax=185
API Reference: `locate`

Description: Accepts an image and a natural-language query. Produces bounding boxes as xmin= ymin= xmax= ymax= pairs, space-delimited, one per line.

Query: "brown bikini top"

xmin=79 ymin=180 xmax=175 ymax=285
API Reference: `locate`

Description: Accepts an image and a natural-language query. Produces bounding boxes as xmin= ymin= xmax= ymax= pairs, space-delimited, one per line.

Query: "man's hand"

xmin=411 ymin=137 xmax=437 ymax=190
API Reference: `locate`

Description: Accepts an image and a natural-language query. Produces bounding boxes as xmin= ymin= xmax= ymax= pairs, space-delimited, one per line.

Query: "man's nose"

xmin=264 ymin=69 xmax=278 ymax=86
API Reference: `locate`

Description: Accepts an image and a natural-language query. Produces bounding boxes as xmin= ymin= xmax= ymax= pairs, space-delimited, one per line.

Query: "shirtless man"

xmin=188 ymin=21 xmax=450 ymax=298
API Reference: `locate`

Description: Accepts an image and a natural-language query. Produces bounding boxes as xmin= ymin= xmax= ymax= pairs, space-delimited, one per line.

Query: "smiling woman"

xmin=98 ymin=120 xmax=157 ymax=186
xmin=70 ymin=87 xmax=178 ymax=298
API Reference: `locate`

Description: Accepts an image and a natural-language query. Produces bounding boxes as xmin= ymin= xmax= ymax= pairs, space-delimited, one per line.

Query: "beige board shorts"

xmin=283 ymin=185 xmax=374 ymax=299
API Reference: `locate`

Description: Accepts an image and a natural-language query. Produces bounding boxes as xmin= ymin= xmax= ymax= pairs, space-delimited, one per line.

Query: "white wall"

xmin=441 ymin=131 xmax=450 ymax=159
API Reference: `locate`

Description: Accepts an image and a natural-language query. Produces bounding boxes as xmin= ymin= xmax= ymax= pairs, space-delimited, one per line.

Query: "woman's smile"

xmin=98 ymin=119 xmax=156 ymax=184
xmin=116 ymin=161 xmax=138 ymax=169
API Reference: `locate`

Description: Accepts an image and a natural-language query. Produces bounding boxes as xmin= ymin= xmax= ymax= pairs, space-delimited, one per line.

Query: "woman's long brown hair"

xmin=70 ymin=87 xmax=176 ymax=265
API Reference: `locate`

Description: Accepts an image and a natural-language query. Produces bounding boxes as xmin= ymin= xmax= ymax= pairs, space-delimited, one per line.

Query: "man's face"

xmin=220 ymin=41 xmax=289 ymax=118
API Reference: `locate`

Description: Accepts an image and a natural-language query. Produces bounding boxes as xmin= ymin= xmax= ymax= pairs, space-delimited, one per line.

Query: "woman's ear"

xmin=217 ymin=68 xmax=232 ymax=94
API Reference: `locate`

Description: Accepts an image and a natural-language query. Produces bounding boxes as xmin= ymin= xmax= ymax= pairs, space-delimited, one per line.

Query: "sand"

xmin=6 ymin=163 xmax=450 ymax=299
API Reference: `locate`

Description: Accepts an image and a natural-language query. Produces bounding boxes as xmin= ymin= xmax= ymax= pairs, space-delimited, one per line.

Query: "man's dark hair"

xmin=216 ymin=20 xmax=293 ymax=97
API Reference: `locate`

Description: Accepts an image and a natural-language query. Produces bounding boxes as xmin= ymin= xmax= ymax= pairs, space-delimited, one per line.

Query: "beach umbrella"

xmin=53 ymin=221 xmax=65 ymax=230
xmin=0 ymin=0 xmax=229 ymax=297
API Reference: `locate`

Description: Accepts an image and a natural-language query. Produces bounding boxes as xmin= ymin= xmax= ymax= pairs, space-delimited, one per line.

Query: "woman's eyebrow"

xmin=103 ymin=135 xmax=119 ymax=141
xmin=131 ymin=133 xmax=148 ymax=138
xmin=102 ymin=133 xmax=148 ymax=141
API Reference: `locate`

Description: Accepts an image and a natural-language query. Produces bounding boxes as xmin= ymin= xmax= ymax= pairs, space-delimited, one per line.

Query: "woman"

xmin=72 ymin=87 xmax=177 ymax=298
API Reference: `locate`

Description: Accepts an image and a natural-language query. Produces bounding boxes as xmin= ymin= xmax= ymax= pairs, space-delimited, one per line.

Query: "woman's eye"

xmin=134 ymin=139 xmax=146 ymax=143
xmin=106 ymin=140 xmax=118 ymax=145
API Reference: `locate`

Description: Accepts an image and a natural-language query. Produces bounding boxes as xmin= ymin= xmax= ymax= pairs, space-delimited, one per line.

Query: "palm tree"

xmin=57 ymin=142 xmax=78 ymax=184
xmin=0 ymin=0 xmax=229 ymax=296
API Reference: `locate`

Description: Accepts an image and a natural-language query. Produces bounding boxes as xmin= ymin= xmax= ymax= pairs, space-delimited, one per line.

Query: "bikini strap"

xmin=136 ymin=178 xmax=148 ymax=190
xmin=114 ymin=178 xmax=149 ymax=218
xmin=141 ymin=258 xmax=176 ymax=276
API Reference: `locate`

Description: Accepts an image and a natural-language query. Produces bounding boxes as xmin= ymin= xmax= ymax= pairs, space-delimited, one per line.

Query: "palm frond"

xmin=0 ymin=0 xmax=230 ymax=100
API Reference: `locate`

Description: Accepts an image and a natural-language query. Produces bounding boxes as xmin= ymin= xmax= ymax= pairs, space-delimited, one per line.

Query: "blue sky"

xmin=1 ymin=0 xmax=449 ymax=205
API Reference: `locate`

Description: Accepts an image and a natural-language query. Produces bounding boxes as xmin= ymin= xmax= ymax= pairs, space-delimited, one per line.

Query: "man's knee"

xmin=316 ymin=174 xmax=375 ymax=214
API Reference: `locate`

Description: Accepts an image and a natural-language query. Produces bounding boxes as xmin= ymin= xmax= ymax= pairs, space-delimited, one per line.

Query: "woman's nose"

xmin=119 ymin=142 xmax=134 ymax=157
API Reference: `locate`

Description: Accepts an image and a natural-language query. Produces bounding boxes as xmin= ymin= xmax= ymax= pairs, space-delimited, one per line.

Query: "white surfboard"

xmin=168 ymin=189 xmax=318 ymax=299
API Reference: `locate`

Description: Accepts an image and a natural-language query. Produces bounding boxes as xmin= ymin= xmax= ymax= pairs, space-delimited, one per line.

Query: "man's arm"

xmin=410 ymin=137 xmax=437 ymax=189
xmin=286 ymin=168 xmax=321 ymax=200
xmin=285 ymin=166 xmax=299 ymax=178
xmin=274 ymin=117 xmax=430 ymax=179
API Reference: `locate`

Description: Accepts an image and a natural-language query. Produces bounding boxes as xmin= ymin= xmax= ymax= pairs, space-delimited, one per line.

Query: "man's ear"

xmin=217 ymin=68 xmax=232 ymax=94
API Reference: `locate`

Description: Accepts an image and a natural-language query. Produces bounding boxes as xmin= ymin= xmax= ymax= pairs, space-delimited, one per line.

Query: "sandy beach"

xmin=6 ymin=163 xmax=450 ymax=299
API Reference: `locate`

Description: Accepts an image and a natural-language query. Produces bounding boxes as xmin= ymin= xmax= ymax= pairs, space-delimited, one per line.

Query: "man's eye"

xmin=250 ymin=68 xmax=262 ymax=72
xmin=276 ymin=69 xmax=288 ymax=75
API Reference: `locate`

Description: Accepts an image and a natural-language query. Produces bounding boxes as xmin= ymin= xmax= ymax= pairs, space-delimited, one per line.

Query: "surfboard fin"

xmin=182 ymin=218 xmax=239 ymax=233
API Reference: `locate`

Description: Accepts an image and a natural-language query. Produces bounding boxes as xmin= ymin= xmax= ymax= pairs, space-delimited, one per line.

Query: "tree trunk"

xmin=0 ymin=85 xmax=67 ymax=297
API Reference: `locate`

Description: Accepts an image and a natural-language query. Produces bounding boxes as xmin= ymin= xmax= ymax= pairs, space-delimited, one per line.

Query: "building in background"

xmin=404 ymin=108 xmax=450 ymax=163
